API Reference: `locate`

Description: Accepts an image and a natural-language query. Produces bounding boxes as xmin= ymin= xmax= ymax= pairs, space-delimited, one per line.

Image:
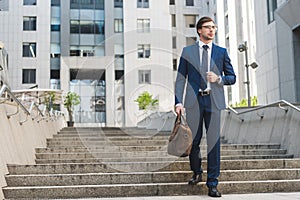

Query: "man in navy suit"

xmin=175 ymin=16 xmax=236 ymax=197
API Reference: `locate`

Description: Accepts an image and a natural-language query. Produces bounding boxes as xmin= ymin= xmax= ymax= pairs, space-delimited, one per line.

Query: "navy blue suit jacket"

xmin=175 ymin=42 xmax=236 ymax=110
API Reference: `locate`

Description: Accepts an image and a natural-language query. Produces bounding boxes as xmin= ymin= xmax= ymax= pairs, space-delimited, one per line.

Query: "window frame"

xmin=23 ymin=16 xmax=37 ymax=31
xmin=23 ymin=0 xmax=36 ymax=6
xmin=137 ymin=19 xmax=150 ymax=33
xmin=137 ymin=44 xmax=150 ymax=58
xmin=185 ymin=0 xmax=194 ymax=6
xmin=22 ymin=69 xmax=36 ymax=84
xmin=137 ymin=0 xmax=149 ymax=8
xmin=114 ymin=0 xmax=123 ymax=8
xmin=22 ymin=42 xmax=37 ymax=57
xmin=267 ymin=0 xmax=277 ymax=24
xmin=138 ymin=70 xmax=151 ymax=84
xmin=114 ymin=19 xmax=123 ymax=33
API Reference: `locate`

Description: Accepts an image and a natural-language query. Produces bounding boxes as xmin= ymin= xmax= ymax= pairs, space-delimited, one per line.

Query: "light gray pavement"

xmin=52 ymin=193 xmax=300 ymax=200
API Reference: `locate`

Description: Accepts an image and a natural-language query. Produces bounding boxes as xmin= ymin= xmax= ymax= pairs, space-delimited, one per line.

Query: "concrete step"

xmin=8 ymin=159 xmax=300 ymax=175
xmin=58 ymin=128 xmax=170 ymax=137
xmin=6 ymin=169 xmax=300 ymax=187
xmin=50 ymin=135 xmax=170 ymax=141
xmin=34 ymin=149 xmax=288 ymax=160
xmin=46 ymin=140 xmax=169 ymax=147
xmin=3 ymin=180 xmax=300 ymax=199
xmin=35 ymin=144 xmax=282 ymax=153
xmin=35 ymin=154 xmax=294 ymax=164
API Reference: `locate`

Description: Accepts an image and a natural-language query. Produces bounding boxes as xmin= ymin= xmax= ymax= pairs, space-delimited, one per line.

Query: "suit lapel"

xmin=191 ymin=42 xmax=200 ymax=71
xmin=210 ymin=44 xmax=221 ymax=75
xmin=210 ymin=43 xmax=216 ymax=69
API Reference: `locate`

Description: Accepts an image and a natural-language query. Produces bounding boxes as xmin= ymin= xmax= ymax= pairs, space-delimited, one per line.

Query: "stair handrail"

xmin=0 ymin=84 xmax=30 ymax=118
xmin=28 ymin=101 xmax=44 ymax=120
xmin=226 ymin=99 xmax=300 ymax=122
xmin=0 ymin=84 xmax=58 ymax=124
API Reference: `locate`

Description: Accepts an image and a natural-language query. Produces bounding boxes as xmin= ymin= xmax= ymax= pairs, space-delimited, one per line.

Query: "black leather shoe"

xmin=208 ymin=186 xmax=222 ymax=197
xmin=188 ymin=173 xmax=202 ymax=185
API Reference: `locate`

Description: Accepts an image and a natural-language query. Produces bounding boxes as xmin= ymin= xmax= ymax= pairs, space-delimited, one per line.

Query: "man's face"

xmin=197 ymin=21 xmax=217 ymax=42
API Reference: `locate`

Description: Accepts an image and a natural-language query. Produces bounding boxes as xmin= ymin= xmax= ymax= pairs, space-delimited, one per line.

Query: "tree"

xmin=63 ymin=91 xmax=80 ymax=126
xmin=134 ymin=91 xmax=158 ymax=110
xmin=231 ymin=96 xmax=258 ymax=107
xmin=44 ymin=91 xmax=58 ymax=111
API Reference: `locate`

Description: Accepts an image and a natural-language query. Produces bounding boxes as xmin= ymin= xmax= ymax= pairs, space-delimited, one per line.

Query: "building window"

xmin=50 ymin=69 xmax=60 ymax=79
xmin=137 ymin=44 xmax=150 ymax=58
xmin=23 ymin=0 xmax=36 ymax=5
xmin=22 ymin=69 xmax=36 ymax=84
xmin=23 ymin=16 xmax=37 ymax=31
xmin=114 ymin=19 xmax=123 ymax=33
xmin=70 ymin=20 xmax=105 ymax=34
xmin=115 ymin=70 xmax=124 ymax=81
xmin=70 ymin=49 xmax=95 ymax=57
xmin=115 ymin=54 xmax=124 ymax=69
xmin=170 ymin=0 xmax=175 ymax=5
xmin=51 ymin=24 xmax=60 ymax=31
xmin=267 ymin=0 xmax=277 ymax=24
xmin=114 ymin=0 xmax=123 ymax=8
xmin=50 ymin=53 xmax=60 ymax=58
xmin=172 ymin=36 xmax=176 ymax=49
xmin=137 ymin=19 xmax=150 ymax=33
xmin=186 ymin=0 xmax=194 ymax=6
xmin=137 ymin=0 xmax=149 ymax=8
xmin=51 ymin=0 xmax=60 ymax=6
xmin=185 ymin=15 xmax=196 ymax=28
xmin=70 ymin=0 xmax=104 ymax=10
xmin=172 ymin=14 xmax=176 ymax=27
xmin=23 ymin=42 xmax=36 ymax=57
xmin=173 ymin=59 xmax=177 ymax=71
xmin=138 ymin=70 xmax=151 ymax=84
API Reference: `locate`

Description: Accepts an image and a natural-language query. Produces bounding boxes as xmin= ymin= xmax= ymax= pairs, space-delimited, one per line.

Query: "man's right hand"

xmin=175 ymin=105 xmax=184 ymax=116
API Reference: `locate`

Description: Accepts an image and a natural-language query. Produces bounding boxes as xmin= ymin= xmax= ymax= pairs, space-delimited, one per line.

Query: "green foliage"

xmin=44 ymin=91 xmax=57 ymax=110
xmin=231 ymin=96 xmax=258 ymax=107
xmin=134 ymin=91 xmax=159 ymax=110
xmin=63 ymin=91 xmax=80 ymax=122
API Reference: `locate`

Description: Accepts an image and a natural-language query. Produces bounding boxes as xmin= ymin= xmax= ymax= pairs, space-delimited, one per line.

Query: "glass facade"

xmin=70 ymin=0 xmax=104 ymax=10
xmin=70 ymin=69 xmax=106 ymax=124
xmin=70 ymin=20 xmax=105 ymax=34
xmin=68 ymin=0 xmax=107 ymax=124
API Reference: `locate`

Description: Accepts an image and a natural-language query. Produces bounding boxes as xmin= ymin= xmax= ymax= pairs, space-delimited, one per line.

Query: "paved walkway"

xmin=60 ymin=192 xmax=300 ymax=200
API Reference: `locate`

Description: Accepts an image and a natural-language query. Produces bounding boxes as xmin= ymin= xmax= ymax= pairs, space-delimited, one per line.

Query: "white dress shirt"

xmin=198 ymin=40 xmax=212 ymax=91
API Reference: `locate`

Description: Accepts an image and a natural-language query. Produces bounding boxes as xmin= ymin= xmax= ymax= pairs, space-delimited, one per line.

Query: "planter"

xmin=67 ymin=121 xmax=74 ymax=127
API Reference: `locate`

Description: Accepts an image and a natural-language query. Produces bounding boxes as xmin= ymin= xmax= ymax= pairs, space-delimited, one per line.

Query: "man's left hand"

xmin=206 ymin=71 xmax=220 ymax=83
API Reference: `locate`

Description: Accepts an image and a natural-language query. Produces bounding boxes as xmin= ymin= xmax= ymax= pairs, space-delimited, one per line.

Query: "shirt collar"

xmin=198 ymin=40 xmax=212 ymax=49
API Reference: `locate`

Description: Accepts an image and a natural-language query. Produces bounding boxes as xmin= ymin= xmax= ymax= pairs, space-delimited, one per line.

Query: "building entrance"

xmin=70 ymin=69 xmax=106 ymax=124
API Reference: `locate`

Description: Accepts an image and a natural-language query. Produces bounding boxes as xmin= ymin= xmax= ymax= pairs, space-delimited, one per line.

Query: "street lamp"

xmin=238 ymin=41 xmax=258 ymax=107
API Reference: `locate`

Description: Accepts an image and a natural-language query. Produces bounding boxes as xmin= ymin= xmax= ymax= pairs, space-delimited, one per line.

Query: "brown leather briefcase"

xmin=167 ymin=114 xmax=192 ymax=157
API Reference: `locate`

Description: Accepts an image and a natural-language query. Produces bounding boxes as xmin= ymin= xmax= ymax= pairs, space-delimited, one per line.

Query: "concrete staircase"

xmin=3 ymin=127 xmax=300 ymax=199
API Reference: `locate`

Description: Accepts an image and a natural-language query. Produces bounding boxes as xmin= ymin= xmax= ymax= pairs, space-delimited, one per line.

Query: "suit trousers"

xmin=186 ymin=93 xmax=221 ymax=187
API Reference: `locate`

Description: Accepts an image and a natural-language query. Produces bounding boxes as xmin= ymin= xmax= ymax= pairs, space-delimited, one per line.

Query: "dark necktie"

xmin=201 ymin=45 xmax=209 ymax=90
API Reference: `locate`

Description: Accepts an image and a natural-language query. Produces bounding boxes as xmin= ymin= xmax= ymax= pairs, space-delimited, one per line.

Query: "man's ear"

xmin=197 ymin=29 xmax=201 ymax=35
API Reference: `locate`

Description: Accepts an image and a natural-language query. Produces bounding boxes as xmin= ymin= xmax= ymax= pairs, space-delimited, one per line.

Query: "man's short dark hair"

xmin=196 ymin=16 xmax=214 ymax=36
